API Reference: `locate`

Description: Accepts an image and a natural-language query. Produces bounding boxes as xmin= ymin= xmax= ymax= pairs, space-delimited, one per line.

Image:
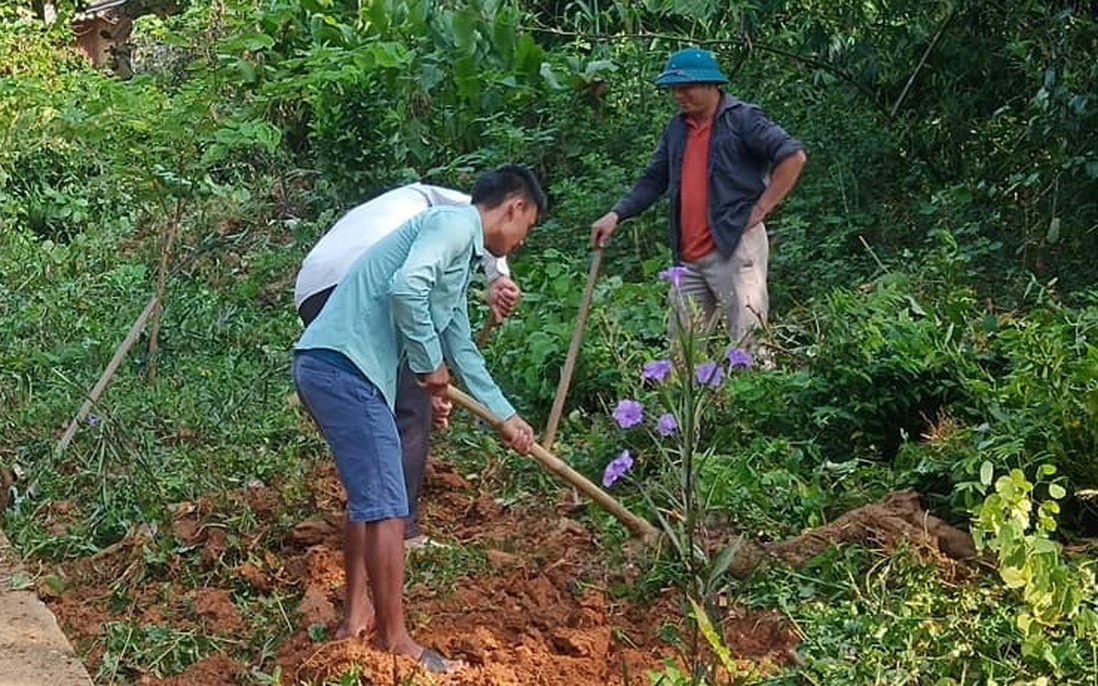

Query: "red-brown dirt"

xmin=41 ymin=459 xmax=798 ymax=685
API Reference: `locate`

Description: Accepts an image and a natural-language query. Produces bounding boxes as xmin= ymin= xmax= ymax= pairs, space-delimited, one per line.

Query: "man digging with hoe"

xmin=294 ymin=181 xmax=523 ymax=549
xmin=293 ymin=165 xmax=544 ymax=674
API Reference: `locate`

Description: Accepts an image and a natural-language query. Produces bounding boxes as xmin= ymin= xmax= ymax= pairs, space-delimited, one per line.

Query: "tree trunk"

xmin=146 ymin=202 xmax=182 ymax=383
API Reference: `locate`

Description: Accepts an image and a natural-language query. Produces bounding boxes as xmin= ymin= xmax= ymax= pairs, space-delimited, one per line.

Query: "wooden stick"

xmin=56 ymin=295 xmax=160 ymax=457
xmin=542 ymin=249 xmax=603 ymax=451
xmin=476 ymin=314 xmax=498 ymax=348
xmin=147 ymin=203 xmax=181 ymax=383
xmin=447 ymin=385 xmax=658 ymax=542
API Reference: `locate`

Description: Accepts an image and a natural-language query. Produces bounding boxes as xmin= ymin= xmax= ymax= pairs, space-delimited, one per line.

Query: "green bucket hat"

xmin=654 ymin=47 xmax=728 ymax=86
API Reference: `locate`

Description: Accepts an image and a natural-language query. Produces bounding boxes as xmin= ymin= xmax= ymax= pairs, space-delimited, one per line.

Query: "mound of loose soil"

xmin=42 ymin=459 xmax=798 ymax=685
xmin=722 ymin=488 xmax=979 ymax=579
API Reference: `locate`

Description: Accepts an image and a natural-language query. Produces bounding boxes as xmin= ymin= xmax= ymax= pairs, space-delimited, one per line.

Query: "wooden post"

xmin=447 ymin=385 xmax=658 ymax=542
xmin=542 ymin=249 xmax=603 ymax=451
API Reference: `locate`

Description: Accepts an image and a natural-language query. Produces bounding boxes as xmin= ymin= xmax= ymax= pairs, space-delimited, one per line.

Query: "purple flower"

xmin=87 ymin=414 xmax=101 ymax=427
xmin=726 ymin=347 xmax=754 ymax=369
xmin=612 ymin=399 xmax=645 ymax=428
xmin=658 ymin=266 xmax=687 ymax=289
xmin=602 ymin=450 xmax=634 ymax=487
xmin=642 ymin=359 xmax=673 ymax=383
xmin=695 ymin=361 xmax=724 ymax=387
xmin=656 ymin=413 xmax=678 ymax=436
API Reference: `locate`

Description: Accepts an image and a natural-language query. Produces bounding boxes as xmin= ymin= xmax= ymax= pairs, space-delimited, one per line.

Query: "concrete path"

xmin=0 ymin=528 xmax=94 ymax=686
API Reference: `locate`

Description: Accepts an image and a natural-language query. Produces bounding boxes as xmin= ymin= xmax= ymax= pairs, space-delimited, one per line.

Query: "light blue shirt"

xmin=295 ymin=205 xmax=516 ymax=420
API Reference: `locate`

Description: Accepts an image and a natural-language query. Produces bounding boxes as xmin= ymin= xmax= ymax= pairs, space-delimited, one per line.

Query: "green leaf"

xmin=539 ymin=63 xmax=563 ymax=90
xmin=369 ymin=42 xmax=409 ymax=69
xmin=1048 ymin=483 xmax=1066 ymax=499
xmin=1046 ymin=217 xmax=1060 ymax=244
xmin=240 ymin=33 xmax=275 ymax=51
xmin=492 ymin=14 xmax=516 ymax=61
xmin=980 ymin=460 xmax=994 ymax=486
xmin=364 ymin=0 xmax=390 ymax=33
xmin=453 ymin=55 xmax=480 ymax=100
xmin=1017 ymin=611 xmax=1034 ymax=634
xmin=514 ymin=34 xmax=544 ymax=78
xmin=688 ymin=598 xmax=737 ymax=674
xmin=1001 ymin=566 xmax=1027 ymax=588
xmin=1033 ymin=537 xmax=1058 ymax=554
xmin=452 ymin=8 xmax=478 ymax=55
xmin=200 ymin=143 xmax=228 ymax=166
xmin=583 ymin=59 xmax=617 ymax=77
xmin=8 ymin=570 xmax=32 ymax=591
xmin=705 ymin=537 xmax=744 ymax=592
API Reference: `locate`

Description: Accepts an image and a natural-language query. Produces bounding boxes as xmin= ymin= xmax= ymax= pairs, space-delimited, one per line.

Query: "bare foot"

xmin=376 ymin=636 xmax=464 ymax=674
xmin=334 ymin=611 xmax=375 ymax=640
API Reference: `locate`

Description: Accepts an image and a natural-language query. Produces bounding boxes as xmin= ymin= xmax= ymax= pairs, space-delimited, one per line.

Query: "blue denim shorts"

xmin=293 ymin=349 xmax=408 ymax=523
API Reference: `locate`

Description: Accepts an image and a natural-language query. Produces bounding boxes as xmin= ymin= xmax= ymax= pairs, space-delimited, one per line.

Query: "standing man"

xmin=294 ymin=183 xmax=521 ymax=547
xmin=292 ymin=165 xmax=544 ymax=670
xmin=591 ymin=46 xmax=807 ymax=349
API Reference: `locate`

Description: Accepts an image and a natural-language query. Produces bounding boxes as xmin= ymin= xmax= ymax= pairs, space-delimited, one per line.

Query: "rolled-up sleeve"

xmin=440 ymin=302 xmax=516 ymax=420
xmin=743 ymin=106 xmax=804 ymax=165
xmin=481 ymin=255 xmax=510 ymax=281
xmin=390 ymin=221 xmax=471 ymax=375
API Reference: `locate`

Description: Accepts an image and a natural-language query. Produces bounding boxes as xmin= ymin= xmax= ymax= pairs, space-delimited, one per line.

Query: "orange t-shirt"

xmin=679 ymin=116 xmax=717 ymax=261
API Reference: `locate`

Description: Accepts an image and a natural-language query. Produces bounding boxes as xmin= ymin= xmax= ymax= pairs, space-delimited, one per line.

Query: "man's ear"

xmin=504 ymin=198 xmax=516 ymax=219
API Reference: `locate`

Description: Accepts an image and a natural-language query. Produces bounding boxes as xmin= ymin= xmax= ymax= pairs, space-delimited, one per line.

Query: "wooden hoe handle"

xmin=542 ymin=249 xmax=603 ymax=451
xmin=446 ymin=385 xmax=659 ymax=543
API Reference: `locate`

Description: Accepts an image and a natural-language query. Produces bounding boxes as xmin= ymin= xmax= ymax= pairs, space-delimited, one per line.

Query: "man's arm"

xmin=746 ymin=150 xmax=807 ymax=230
xmin=390 ymin=217 xmax=470 ymax=380
xmin=591 ymin=129 xmax=672 ymax=248
xmin=438 ymin=302 xmax=535 ymax=454
xmin=438 ymin=302 xmax=515 ymax=419
xmin=742 ymin=107 xmax=807 ymax=230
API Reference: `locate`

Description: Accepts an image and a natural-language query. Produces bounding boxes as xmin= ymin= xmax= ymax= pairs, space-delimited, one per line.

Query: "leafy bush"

xmin=972 ymin=464 xmax=1098 ymax=673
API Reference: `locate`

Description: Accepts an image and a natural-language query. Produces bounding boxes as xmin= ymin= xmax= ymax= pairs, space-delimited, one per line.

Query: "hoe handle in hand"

xmin=476 ymin=314 xmax=498 ymax=348
xmin=446 ymin=384 xmax=659 ymax=543
xmin=542 ymin=249 xmax=603 ymax=451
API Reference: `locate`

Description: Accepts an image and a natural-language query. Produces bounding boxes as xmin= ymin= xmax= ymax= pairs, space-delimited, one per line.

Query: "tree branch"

xmin=890 ymin=8 xmax=956 ymax=120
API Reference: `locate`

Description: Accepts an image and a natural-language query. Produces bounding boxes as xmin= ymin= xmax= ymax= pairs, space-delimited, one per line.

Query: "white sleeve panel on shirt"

xmin=293 ymin=186 xmax=430 ymax=308
xmin=417 ymin=184 xmax=471 ymax=207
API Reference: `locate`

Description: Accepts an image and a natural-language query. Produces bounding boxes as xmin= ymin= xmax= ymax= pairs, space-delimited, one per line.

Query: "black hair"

xmin=470 ymin=164 xmax=547 ymax=218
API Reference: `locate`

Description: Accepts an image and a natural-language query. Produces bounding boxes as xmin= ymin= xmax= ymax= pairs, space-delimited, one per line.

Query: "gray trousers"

xmin=672 ymin=223 xmax=769 ymax=349
xmin=394 ymin=363 xmax=431 ymax=539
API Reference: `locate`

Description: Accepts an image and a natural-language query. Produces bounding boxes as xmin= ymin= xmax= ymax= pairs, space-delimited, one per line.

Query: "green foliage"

xmin=787 ymin=272 xmax=968 ymax=461
xmin=743 ymin=544 xmax=1098 ymax=684
xmin=98 ymin=621 xmax=230 ymax=682
xmin=961 ymin=301 xmax=1098 ymax=488
xmin=972 ymin=464 xmax=1098 ymax=670
xmin=2 ymin=0 xmax=1098 ymax=682
xmin=484 ymin=246 xmax=667 ymax=419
